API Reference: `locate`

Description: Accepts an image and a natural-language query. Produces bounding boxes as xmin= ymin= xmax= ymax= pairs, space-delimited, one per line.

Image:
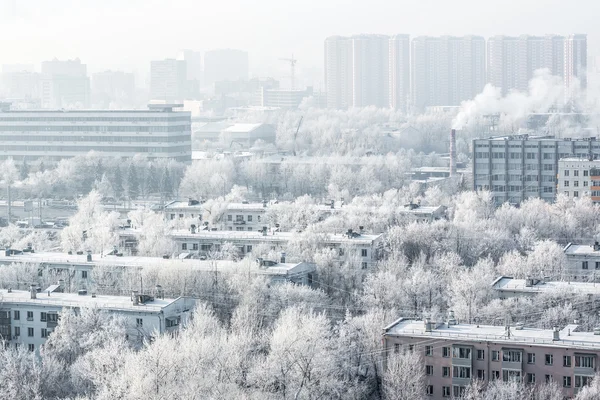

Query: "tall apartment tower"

xmin=324 ymin=36 xmax=353 ymax=109
xmin=487 ymin=36 xmax=520 ymax=95
xmin=203 ymin=49 xmax=249 ymax=87
xmin=411 ymin=36 xmax=485 ymax=110
xmin=40 ymin=58 xmax=90 ymax=109
xmin=564 ymin=34 xmax=588 ymax=93
xmin=351 ymin=34 xmax=390 ymax=108
xmin=388 ymin=34 xmax=410 ymax=111
xmin=150 ymin=59 xmax=187 ymax=103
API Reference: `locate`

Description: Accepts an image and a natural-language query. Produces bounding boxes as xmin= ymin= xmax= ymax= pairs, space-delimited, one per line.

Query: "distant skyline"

xmin=0 ymin=0 xmax=598 ymax=88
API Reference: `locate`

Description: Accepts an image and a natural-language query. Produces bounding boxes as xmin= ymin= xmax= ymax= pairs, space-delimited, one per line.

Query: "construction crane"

xmin=279 ymin=55 xmax=297 ymax=90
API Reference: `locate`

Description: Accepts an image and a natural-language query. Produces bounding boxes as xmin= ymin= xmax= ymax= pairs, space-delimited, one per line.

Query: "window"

xmin=443 ymin=347 xmax=450 ymax=358
xmin=442 ymin=366 xmax=450 ymax=377
xmin=28 ymin=344 xmax=34 ymax=352
xmin=453 ymin=386 xmax=466 ymax=397
xmin=574 ymin=170 xmax=580 ymax=177
xmin=179 ymin=214 xmax=184 ymax=219
xmin=182 ymin=243 xmax=187 ymax=250
xmin=41 ymin=328 xmax=48 ymax=338
xmin=425 ymin=345 xmax=433 ymax=356
xmin=574 ymin=191 xmax=579 ymax=197
xmin=477 ymin=369 xmax=485 ymax=380
xmin=426 ymin=365 xmax=433 ymax=375
xmin=257 ymin=216 xmax=261 ymax=222
xmin=492 ymin=350 xmax=500 ymax=361
xmin=27 ymin=311 xmax=33 ymax=321
xmin=596 ymin=262 xmax=600 ymax=270
xmin=503 ymin=350 xmax=521 ymax=362
xmin=426 ymin=385 xmax=433 ymax=396
xmin=576 ymin=375 xmax=593 ymax=388
xmin=361 ymin=249 xmax=368 ymax=257
xmin=564 ymin=181 xmax=570 ymax=187
xmin=564 ymin=355 xmax=572 ymax=367
xmin=361 ymin=262 xmax=368 ymax=269
xmin=246 ymin=245 xmax=252 ymax=253
xmin=227 ymin=215 xmax=232 ymax=221
xmin=236 ymin=215 xmax=243 ymax=222
xmin=13 ymin=310 xmax=19 ymax=320
xmin=82 ymin=270 xmax=88 ymax=278
xmin=136 ymin=318 xmax=143 ymax=328
xmin=584 ymin=170 xmax=589 ymax=176
xmin=545 ymin=375 xmax=552 ymax=383
xmin=247 ymin=215 xmax=252 ymax=222
xmin=545 ymin=354 xmax=553 ymax=365
xmin=564 ymin=170 xmax=570 ymax=176
xmin=583 ymin=261 xmax=589 ymax=270
xmin=41 ymin=312 xmax=47 ymax=322
xmin=47 ymin=313 xmax=58 ymax=323
xmin=527 ymin=353 xmax=535 ymax=364
xmin=170 ymin=214 xmax=175 ymax=220
xmin=563 ymin=376 xmax=572 ymax=388
xmin=574 ymin=181 xmax=580 ymax=187
xmin=14 ymin=326 xmax=20 ymax=337
xmin=527 ymin=373 xmax=536 ymax=384
xmin=584 ymin=181 xmax=588 ymax=186
xmin=452 ymin=347 xmax=471 ymax=359
xmin=492 ymin=370 xmax=500 ymax=380
xmin=502 ymin=370 xmax=521 ymax=382
xmin=575 ymin=355 xmax=595 ymax=368
xmin=442 ymin=387 xmax=451 ymax=397
xmin=453 ymin=366 xmax=471 ymax=379
xmin=236 ymin=227 xmax=245 ymax=231
xmin=477 ymin=349 xmax=485 ymax=360
xmin=394 ymin=343 xmax=400 ymax=353
xmin=28 ymin=327 xmax=34 ymax=337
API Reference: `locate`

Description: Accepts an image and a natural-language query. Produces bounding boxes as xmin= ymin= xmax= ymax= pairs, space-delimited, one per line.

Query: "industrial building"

xmin=383 ymin=316 xmax=600 ymax=399
xmin=0 ymin=103 xmax=191 ymax=163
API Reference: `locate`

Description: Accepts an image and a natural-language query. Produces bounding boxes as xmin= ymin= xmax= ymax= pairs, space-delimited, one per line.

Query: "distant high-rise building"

xmin=178 ymin=50 xmax=203 ymax=82
xmin=351 ymin=34 xmax=390 ymax=108
xmin=411 ymin=36 xmax=485 ymax=110
xmin=204 ymin=49 xmax=248 ymax=87
xmin=388 ymin=34 xmax=410 ymax=111
xmin=150 ymin=59 xmax=187 ymax=102
xmin=564 ymin=34 xmax=587 ymax=93
xmin=487 ymin=36 xmax=520 ymax=95
xmin=1 ymin=64 xmax=40 ymax=100
xmin=324 ymin=36 xmax=353 ymax=109
xmin=40 ymin=58 xmax=90 ymax=109
xmin=92 ymin=71 xmax=135 ymax=108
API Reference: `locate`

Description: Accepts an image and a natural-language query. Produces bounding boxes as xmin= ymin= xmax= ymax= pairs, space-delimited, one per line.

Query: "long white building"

xmin=0 ymin=286 xmax=195 ymax=352
xmin=0 ymin=103 xmax=191 ymax=163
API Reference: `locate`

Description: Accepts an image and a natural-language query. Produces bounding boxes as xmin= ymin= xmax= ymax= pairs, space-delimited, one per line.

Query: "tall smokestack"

xmin=450 ymin=129 xmax=457 ymax=177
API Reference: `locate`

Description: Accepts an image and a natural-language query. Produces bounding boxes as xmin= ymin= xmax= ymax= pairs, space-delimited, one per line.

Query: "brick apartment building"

xmin=383 ymin=316 xmax=600 ymax=399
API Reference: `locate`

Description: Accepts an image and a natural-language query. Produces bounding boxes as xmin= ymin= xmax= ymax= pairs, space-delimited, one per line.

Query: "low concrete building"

xmin=0 ymin=251 xmax=317 ymax=288
xmin=398 ymin=203 xmax=447 ymax=223
xmin=383 ymin=317 xmax=600 ymax=399
xmin=221 ymin=123 xmax=276 ymax=146
xmin=564 ymin=242 xmax=600 ymax=281
xmin=0 ymin=287 xmax=195 ymax=353
xmin=491 ymin=276 xmax=600 ymax=299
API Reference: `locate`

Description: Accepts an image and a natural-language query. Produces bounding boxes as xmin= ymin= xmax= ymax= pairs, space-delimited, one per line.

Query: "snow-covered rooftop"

xmin=564 ymin=243 xmax=600 ymax=257
xmin=222 ymin=123 xmax=264 ymax=133
xmin=384 ymin=318 xmax=600 ymax=349
xmin=491 ymin=276 xmax=600 ymax=295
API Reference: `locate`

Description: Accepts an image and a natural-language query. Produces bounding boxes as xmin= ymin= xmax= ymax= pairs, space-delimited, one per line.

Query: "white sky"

xmin=0 ymin=0 xmax=598 ymax=86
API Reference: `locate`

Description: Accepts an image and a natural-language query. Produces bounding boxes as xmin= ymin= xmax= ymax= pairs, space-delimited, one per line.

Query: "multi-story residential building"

xmin=398 ymin=203 xmax=447 ymax=223
xmin=557 ymin=158 xmax=600 ymax=201
xmin=0 ymin=103 xmax=191 ymax=163
xmin=91 ymin=70 xmax=136 ymax=108
xmin=150 ymin=59 xmax=187 ymax=103
xmin=411 ymin=36 xmax=486 ymax=110
xmin=255 ymin=87 xmax=315 ymax=109
xmin=491 ymin=276 xmax=600 ymax=299
xmin=324 ymin=36 xmax=353 ymax=109
xmin=0 ymin=251 xmax=317 ymax=288
xmin=177 ymin=50 xmax=202 ymax=82
xmin=0 ymin=286 xmax=195 ymax=352
xmin=388 ymin=34 xmax=410 ymax=112
xmin=472 ymin=135 xmax=600 ymax=205
xmin=565 ymin=34 xmax=588 ymax=93
xmin=383 ymin=317 xmax=600 ymax=399
xmin=123 ymin=229 xmax=384 ymax=269
xmin=351 ymin=34 xmax=390 ymax=108
xmin=564 ymin=243 xmax=600 ymax=282
xmin=204 ymin=49 xmax=249 ymax=87
xmin=1 ymin=65 xmax=40 ymax=100
xmin=40 ymin=58 xmax=90 ymax=109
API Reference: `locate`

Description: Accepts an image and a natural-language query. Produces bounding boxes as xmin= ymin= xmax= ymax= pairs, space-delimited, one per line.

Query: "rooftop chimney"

xmin=190 ymin=224 xmax=196 ymax=234
xmin=86 ymin=250 xmax=92 ymax=262
xmin=594 ymin=241 xmax=600 ymax=252
xmin=155 ymin=284 xmax=163 ymax=300
xmin=132 ymin=290 xmax=139 ymax=305
xmin=553 ymin=326 xmax=560 ymax=341
xmin=450 ymin=129 xmax=457 ymax=177
xmin=424 ymin=319 xmax=433 ymax=332
xmin=29 ymin=284 xmax=36 ymax=299
xmin=280 ymin=252 xmax=286 ymax=264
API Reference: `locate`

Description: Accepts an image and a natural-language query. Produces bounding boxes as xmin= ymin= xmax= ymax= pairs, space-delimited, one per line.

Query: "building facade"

xmin=0 ymin=287 xmax=195 ymax=353
xmin=564 ymin=243 xmax=600 ymax=282
xmin=150 ymin=59 xmax=187 ymax=102
xmin=91 ymin=70 xmax=136 ymax=108
xmin=388 ymin=34 xmax=410 ymax=111
xmin=383 ymin=317 xmax=600 ymax=399
xmin=40 ymin=58 xmax=90 ymax=109
xmin=491 ymin=276 xmax=600 ymax=299
xmin=565 ymin=34 xmax=588 ymax=94
xmin=472 ymin=135 xmax=600 ymax=205
xmin=324 ymin=36 xmax=353 ymax=109
xmin=557 ymin=158 xmax=600 ymax=201
xmin=0 ymin=104 xmax=191 ymax=162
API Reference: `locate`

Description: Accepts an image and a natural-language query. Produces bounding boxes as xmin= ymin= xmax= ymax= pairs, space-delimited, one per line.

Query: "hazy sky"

xmin=1 ymin=0 xmax=598 ymax=86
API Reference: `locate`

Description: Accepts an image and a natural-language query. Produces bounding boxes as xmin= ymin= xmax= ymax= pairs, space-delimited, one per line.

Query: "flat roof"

xmin=564 ymin=244 xmax=600 ymax=256
xmin=0 ymin=251 xmax=314 ymax=276
xmin=222 ymin=123 xmax=265 ymax=133
xmin=384 ymin=318 xmax=600 ymax=349
xmin=0 ymin=289 xmax=183 ymax=312
xmin=167 ymin=229 xmax=382 ymax=244
xmin=399 ymin=205 xmax=445 ymax=215
xmin=492 ymin=276 xmax=600 ymax=295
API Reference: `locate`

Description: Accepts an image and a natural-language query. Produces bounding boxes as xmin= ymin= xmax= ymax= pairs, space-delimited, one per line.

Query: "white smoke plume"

xmin=452 ymin=69 xmax=565 ymax=130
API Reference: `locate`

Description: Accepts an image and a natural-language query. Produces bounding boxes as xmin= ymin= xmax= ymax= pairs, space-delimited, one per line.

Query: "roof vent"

xmin=447 ymin=310 xmax=457 ymax=326
xmin=515 ymin=322 xmax=524 ymax=330
xmin=593 ymin=327 xmax=600 ymax=336
xmin=552 ymin=326 xmax=560 ymax=341
xmin=78 ymin=289 xmax=87 ymax=296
